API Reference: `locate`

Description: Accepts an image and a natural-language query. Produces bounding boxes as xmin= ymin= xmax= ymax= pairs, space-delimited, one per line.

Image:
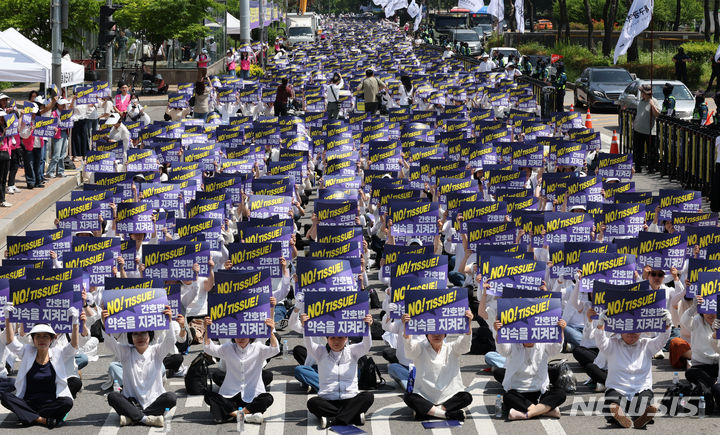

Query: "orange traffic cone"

xmin=585 ymin=108 xmax=593 ymax=129
xmin=705 ymin=110 xmax=714 ymax=126
xmin=610 ymin=130 xmax=619 ymax=154
xmin=570 ymin=104 xmax=574 ymax=112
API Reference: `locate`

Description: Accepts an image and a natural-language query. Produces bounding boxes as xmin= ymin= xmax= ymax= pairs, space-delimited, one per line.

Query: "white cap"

xmin=606 ymin=177 xmax=620 ymax=182
xmin=29 ymin=324 xmax=56 ymax=336
xmin=74 ymin=230 xmax=94 ymax=236
xmin=57 ymin=98 xmax=70 ymax=105
xmin=569 ymin=204 xmax=587 ymax=211
xmin=34 ymin=96 xmax=46 ymax=105
xmin=104 ymin=114 xmax=121 ymax=125
xmin=408 ymin=238 xmax=423 ymax=246
xmin=0 ymin=93 xmax=8 ymax=100
xmin=506 ymin=62 xmax=515 ymax=68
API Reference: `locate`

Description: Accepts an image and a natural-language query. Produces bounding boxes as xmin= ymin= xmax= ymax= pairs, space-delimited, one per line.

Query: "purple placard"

xmin=549 ymin=242 xmax=614 ymax=279
xmin=316 ymin=200 xmax=359 ymax=227
xmin=296 ymin=258 xmax=355 ymax=294
xmin=602 ymin=203 xmax=645 ymax=238
xmin=506 ymin=142 xmax=543 ymax=167
xmin=74 ymin=85 xmax=97 ymax=104
xmin=62 ymin=250 xmax=115 ymax=286
xmin=579 ymin=253 xmax=636 ymax=292
xmin=25 ymin=229 xmax=72 ymax=259
xmin=694 ymin=272 xmax=719 ymax=314
xmin=116 ymin=201 xmax=154 ymax=235
xmin=208 ymin=270 xmax=272 ymax=338
xmin=103 ymin=288 xmax=169 ymax=333
xmin=227 ymin=242 xmax=283 ymax=277
xmin=672 ymin=211 xmax=719 ymax=233
xmin=496 ymin=298 xmax=562 ymax=343
xmin=6 ymin=234 xmax=53 ymax=260
xmin=243 ymin=225 xmax=293 ymax=258
xmin=56 ymin=201 xmax=101 ymax=231
xmin=142 ymin=242 xmax=211 ymax=280
xmin=487 ymin=257 xmax=546 ymax=296
xmin=84 ymin=150 xmax=116 ymax=172
xmin=658 ymin=189 xmax=702 ymax=220
xmin=141 ymin=183 xmax=182 ymax=213
xmin=389 ymin=276 xmax=443 ymax=319
xmin=382 ymin=245 xmax=433 ymax=279
xmin=33 ymin=116 xmax=58 ymax=137
xmin=467 ymin=221 xmax=516 ymax=249
xmin=637 ymin=232 xmax=687 ymax=273
xmin=304 ymin=290 xmax=369 ymax=337
xmin=126 ymin=148 xmax=159 ymax=172
xmin=566 ymin=176 xmax=603 ymax=208
xmin=168 ymin=93 xmax=189 ymax=108
xmin=389 ymin=201 xmax=439 ymax=236
xmin=542 ymin=212 xmax=594 ymax=246
xmin=58 ymin=109 xmax=74 ymax=129
xmin=602 ymin=290 xmax=666 ymax=333
xmin=9 ymin=280 xmax=77 ymax=333
xmin=597 ymin=153 xmax=633 ymax=180
xmin=392 ymin=254 xmax=448 ymax=281
xmin=555 ymin=142 xmax=586 ymax=167
xmin=248 ymin=194 xmax=293 ymax=219
xmin=175 ymin=217 xmax=222 ymax=251
xmin=404 ymin=288 xmax=468 ymax=335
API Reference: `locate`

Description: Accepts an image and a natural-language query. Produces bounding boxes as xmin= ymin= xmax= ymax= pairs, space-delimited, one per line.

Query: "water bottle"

xmin=113 ymin=380 xmax=121 ymax=392
xmin=699 ymin=396 xmax=706 ymax=418
xmin=679 ymin=393 xmax=686 ymax=410
xmin=163 ymin=408 xmax=171 ymax=433
xmin=236 ymin=408 xmax=244 ymax=433
xmin=406 ymin=364 xmax=416 ymax=393
xmin=282 ymin=339 xmax=289 ymax=359
xmin=494 ymin=394 xmax=503 ymax=418
xmin=673 ymin=372 xmax=679 ymax=385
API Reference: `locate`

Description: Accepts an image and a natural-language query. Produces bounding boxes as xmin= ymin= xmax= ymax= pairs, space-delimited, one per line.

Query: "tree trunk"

xmin=509 ymin=0 xmax=516 ymax=32
xmin=673 ymin=0 xmax=681 ymax=30
xmin=583 ymin=0 xmax=595 ymax=52
xmin=705 ymin=0 xmax=712 ymax=41
xmin=152 ymin=43 xmax=159 ymax=76
xmin=527 ymin=0 xmax=535 ymax=33
xmin=602 ymin=0 xmax=618 ymax=57
xmin=714 ymin=0 xmax=720 ymax=42
xmin=557 ymin=0 xmax=570 ymax=43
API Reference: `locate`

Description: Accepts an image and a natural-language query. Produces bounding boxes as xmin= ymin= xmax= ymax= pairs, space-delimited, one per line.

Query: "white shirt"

xmin=479 ymin=60 xmax=496 ymax=72
xmin=382 ymin=315 xmax=412 ymax=366
xmin=304 ymin=333 xmax=371 ymax=400
xmin=204 ymin=340 xmax=279 ymax=401
xmin=398 ymin=85 xmax=413 ymax=106
xmin=497 ymin=342 xmax=562 ymax=393
xmin=326 ymin=83 xmax=341 ymax=103
xmin=181 ymin=279 xmax=207 ymax=317
xmin=591 ymin=323 xmax=670 ymax=397
xmin=681 ymin=304 xmax=720 ymax=365
xmin=7 ymin=336 xmax=76 ymax=399
xmin=404 ymin=334 xmax=471 ymax=403
xmin=108 ymin=123 xmax=131 ymax=156
xmin=102 ymin=328 xmax=176 ymax=408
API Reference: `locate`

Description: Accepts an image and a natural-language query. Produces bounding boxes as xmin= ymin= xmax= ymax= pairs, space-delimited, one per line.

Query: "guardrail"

xmin=618 ymin=107 xmax=718 ymax=195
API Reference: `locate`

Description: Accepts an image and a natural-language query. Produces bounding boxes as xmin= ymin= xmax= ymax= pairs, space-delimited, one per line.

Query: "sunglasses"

xmin=648 ymin=271 xmax=665 ymax=278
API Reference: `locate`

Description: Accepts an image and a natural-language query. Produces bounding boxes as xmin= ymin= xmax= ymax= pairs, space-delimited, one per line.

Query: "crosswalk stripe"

xmin=467 ymin=377 xmax=498 ymax=435
xmin=306 ymin=395 xmax=327 ymax=435
xmin=264 ymin=380 xmax=288 ymax=434
xmin=148 ymin=406 xmax=175 ymax=434
xmin=97 ymin=408 xmax=120 ymax=435
xmin=368 ymin=401 xmax=406 ymax=434
xmin=540 ymin=418 xmax=567 ymax=435
xmin=0 ymin=404 xmax=10 ymax=427
xmin=185 ymin=394 xmax=205 ymax=408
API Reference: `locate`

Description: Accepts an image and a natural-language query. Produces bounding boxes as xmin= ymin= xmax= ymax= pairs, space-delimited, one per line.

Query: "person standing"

xmin=692 ymin=92 xmax=708 ymax=126
xmin=225 ymin=50 xmax=237 ymax=76
xmin=553 ymin=62 xmax=567 ymax=111
xmin=672 ymin=47 xmax=691 ymax=84
xmin=325 ymin=73 xmax=342 ymax=119
xmin=239 ymin=52 xmax=251 ymax=80
xmin=478 ymin=53 xmax=496 ymax=73
xmin=631 ymin=84 xmax=659 ymax=174
xmin=0 ymin=118 xmax=13 ymax=207
xmin=274 ymin=78 xmax=294 ymax=117
xmin=208 ymin=38 xmax=217 ymax=62
xmin=661 ymin=83 xmax=676 ymax=118
xmin=707 ymin=56 xmax=720 ymax=94
xmin=197 ymin=49 xmax=209 ymax=81
xmin=46 ymin=98 xmax=72 ymax=179
xmin=192 ymin=79 xmax=211 ymax=121
xmin=114 ymin=82 xmax=131 ymax=119
xmin=356 ymin=69 xmax=386 ymax=115
xmin=115 ymin=30 xmax=128 ymax=67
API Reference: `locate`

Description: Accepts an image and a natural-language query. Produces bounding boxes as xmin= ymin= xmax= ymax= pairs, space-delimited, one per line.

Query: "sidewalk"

xmin=0 ymin=163 xmax=82 ymax=249
xmin=2 ymin=84 xmax=174 ymax=106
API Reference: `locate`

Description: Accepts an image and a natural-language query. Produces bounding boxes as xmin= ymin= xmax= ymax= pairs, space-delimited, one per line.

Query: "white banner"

xmin=407 ymin=0 xmax=421 ymax=18
xmin=487 ymin=0 xmax=504 ymax=33
xmin=613 ymin=0 xmax=654 ymax=64
xmin=458 ymin=0 xmax=485 ymax=13
xmin=715 ymin=43 xmax=720 ymax=62
xmin=385 ymin=0 xmax=408 ymax=18
xmin=414 ymin=8 xmax=423 ymax=31
xmin=515 ymin=0 xmax=525 ymax=33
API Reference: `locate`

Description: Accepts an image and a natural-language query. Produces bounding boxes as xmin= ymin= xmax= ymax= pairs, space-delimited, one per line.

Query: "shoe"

xmin=46 ymin=173 xmax=55 ymax=179
xmin=1 ymin=202 xmax=12 ymax=207
xmin=165 ymin=369 xmax=176 ymax=378
xmin=46 ymin=418 xmax=62 ymax=428
xmin=320 ymin=416 xmax=328 ymax=429
xmin=305 ymin=384 xmax=314 ymax=393
xmin=119 ymin=415 xmax=131 ymax=426
xmin=144 ymin=415 xmax=164 ymax=427
xmin=446 ymin=409 xmax=465 ymax=421
xmin=653 ymin=350 xmax=665 ymax=359
xmin=175 ymin=364 xmax=188 ymax=377
xmin=57 ymin=173 xmax=66 ymax=178
xmin=609 ymin=403 xmax=632 ymax=428
xmin=633 ymin=405 xmax=657 ymax=429
xmin=27 ymin=185 xmax=34 ymax=190
xmin=358 ymin=412 xmax=366 ymax=425
xmin=36 ymin=183 xmax=45 ymax=188
xmin=245 ymin=413 xmax=264 ymax=424
xmin=276 ymin=318 xmax=288 ymax=331
xmin=595 ymin=382 xmax=606 ymax=392
xmin=6 ymin=186 xmax=14 ymax=194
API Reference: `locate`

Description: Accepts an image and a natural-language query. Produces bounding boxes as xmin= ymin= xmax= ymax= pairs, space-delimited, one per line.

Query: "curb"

xmin=0 ymin=172 xmax=81 ymax=250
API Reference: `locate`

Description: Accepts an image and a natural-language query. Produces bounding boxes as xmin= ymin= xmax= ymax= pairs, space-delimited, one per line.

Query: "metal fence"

xmin=619 ymin=107 xmax=718 ymax=195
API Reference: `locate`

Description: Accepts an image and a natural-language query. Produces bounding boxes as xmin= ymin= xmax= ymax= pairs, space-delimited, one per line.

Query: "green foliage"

xmin=553 ymin=0 xmax=703 ymax=29
xmin=0 ymin=82 xmax=13 ymax=92
xmin=249 ymin=64 xmax=264 ymax=78
xmin=0 ymin=0 xmax=99 ymax=50
xmin=267 ymin=23 xmax=286 ymax=45
xmin=679 ymin=41 xmax=718 ymax=63
xmin=485 ymin=33 xmax=505 ymax=50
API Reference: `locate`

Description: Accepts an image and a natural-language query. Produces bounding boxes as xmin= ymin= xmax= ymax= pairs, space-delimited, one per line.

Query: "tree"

xmin=114 ymin=0 xmax=221 ymax=74
xmin=602 ymin=0 xmax=619 ymax=57
xmin=705 ymin=0 xmax=711 ymax=40
xmin=556 ymin=0 xmax=570 ymax=42
xmin=673 ymin=0 xmax=681 ymax=30
xmin=527 ymin=0 xmax=535 ymax=32
xmin=583 ymin=0 xmax=595 ymax=52
xmin=0 ymin=0 xmax=99 ymax=51
xmin=714 ymin=0 xmax=719 ymax=42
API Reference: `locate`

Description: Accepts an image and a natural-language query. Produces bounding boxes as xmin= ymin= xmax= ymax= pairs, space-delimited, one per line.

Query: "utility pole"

xmin=240 ymin=0 xmax=251 ymax=43
xmin=105 ymin=0 xmax=114 ymax=86
xmin=51 ymin=0 xmax=62 ymax=90
xmin=259 ymin=0 xmax=266 ymax=69
xmin=285 ymin=0 xmax=289 ymax=32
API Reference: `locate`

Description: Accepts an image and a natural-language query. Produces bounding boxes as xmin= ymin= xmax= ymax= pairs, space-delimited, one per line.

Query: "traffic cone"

xmin=585 ymin=108 xmax=593 ymax=129
xmin=705 ymin=110 xmax=714 ymax=126
xmin=569 ymin=104 xmax=574 ymax=112
xmin=610 ymin=130 xmax=619 ymax=154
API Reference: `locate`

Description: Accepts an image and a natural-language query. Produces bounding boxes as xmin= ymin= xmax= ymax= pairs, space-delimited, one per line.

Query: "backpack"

xmin=357 ymin=356 xmax=385 ymax=390
xmin=548 ymin=359 xmax=576 ymax=394
xmin=184 ymin=352 xmax=214 ymax=395
xmin=368 ymin=288 xmax=381 ymax=309
xmin=90 ymin=319 xmax=104 ymax=342
xmin=662 ymin=382 xmax=715 ymax=416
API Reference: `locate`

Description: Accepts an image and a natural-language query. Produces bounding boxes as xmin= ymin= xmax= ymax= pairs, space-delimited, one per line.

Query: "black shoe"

xmin=36 ymin=183 xmax=45 ymax=188
xmin=46 ymin=418 xmax=63 ymax=429
xmin=27 ymin=185 xmax=34 ymax=190
xmin=446 ymin=410 xmax=466 ymax=421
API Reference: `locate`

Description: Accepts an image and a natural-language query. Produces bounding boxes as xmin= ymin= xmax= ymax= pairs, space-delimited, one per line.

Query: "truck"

xmin=287 ymin=13 xmax=318 ymax=45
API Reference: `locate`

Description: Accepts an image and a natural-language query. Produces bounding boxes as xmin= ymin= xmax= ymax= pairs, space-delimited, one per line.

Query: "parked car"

xmin=489 ymin=47 xmax=521 ymax=63
xmin=616 ymin=79 xmax=695 ymax=121
xmin=472 ymin=23 xmax=493 ymax=41
xmin=574 ymin=67 xmax=633 ymax=109
xmin=534 ymin=19 xmax=553 ymax=30
xmin=448 ymin=29 xmax=483 ymax=55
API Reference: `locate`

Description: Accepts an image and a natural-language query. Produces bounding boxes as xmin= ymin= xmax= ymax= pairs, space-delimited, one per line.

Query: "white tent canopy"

xmin=0 ymin=27 xmax=84 ymax=87
xmin=0 ymin=32 xmax=47 ymax=83
xmin=226 ymin=13 xmax=241 ymax=35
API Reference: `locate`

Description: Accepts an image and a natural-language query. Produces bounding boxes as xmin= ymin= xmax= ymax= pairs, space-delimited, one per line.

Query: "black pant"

xmin=71 ymin=120 xmax=90 ymax=157
xmin=708 ymin=68 xmax=720 ymax=93
xmin=204 ymin=391 xmax=273 ymax=422
xmin=364 ymin=102 xmax=378 ymax=114
xmin=686 ymin=363 xmax=719 ymax=391
xmin=503 ymin=387 xmax=566 ymax=413
xmin=7 ymin=150 xmax=21 ymax=188
xmin=632 ymin=130 xmax=654 ymax=172
xmin=107 ymin=391 xmax=177 ymax=422
xmin=293 ymin=345 xmax=307 ymax=365
xmin=211 ymin=368 xmax=273 ymax=389
xmin=274 ymin=104 xmax=288 ymax=117
xmin=382 ymin=348 xmax=399 ymax=364
xmin=493 ymin=364 xmax=561 ymax=385
xmin=573 ymin=346 xmax=607 ymax=384
xmin=0 ymin=158 xmax=9 ymax=202
xmin=603 ymin=388 xmax=653 ymax=420
xmin=307 ymin=391 xmax=374 ymax=426
xmin=555 ymin=90 xmax=565 ymax=111
xmin=403 ymin=392 xmax=472 ymax=417
xmin=326 ymin=102 xmax=340 ymax=119
xmin=0 ymin=392 xmax=73 ymax=425
xmin=68 ymin=376 xmax=82 ymax=399
xmin=163 ymin=354 xmax=184 ymax=372
xmin=676 ymin=68 xmax=688 ymax=86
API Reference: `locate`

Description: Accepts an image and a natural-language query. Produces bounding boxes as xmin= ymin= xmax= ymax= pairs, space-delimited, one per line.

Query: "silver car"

xmin=616 ymin=79 xmax=694 ymax=120
xmin=448 ymin=29 xmax=483 ymax=56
